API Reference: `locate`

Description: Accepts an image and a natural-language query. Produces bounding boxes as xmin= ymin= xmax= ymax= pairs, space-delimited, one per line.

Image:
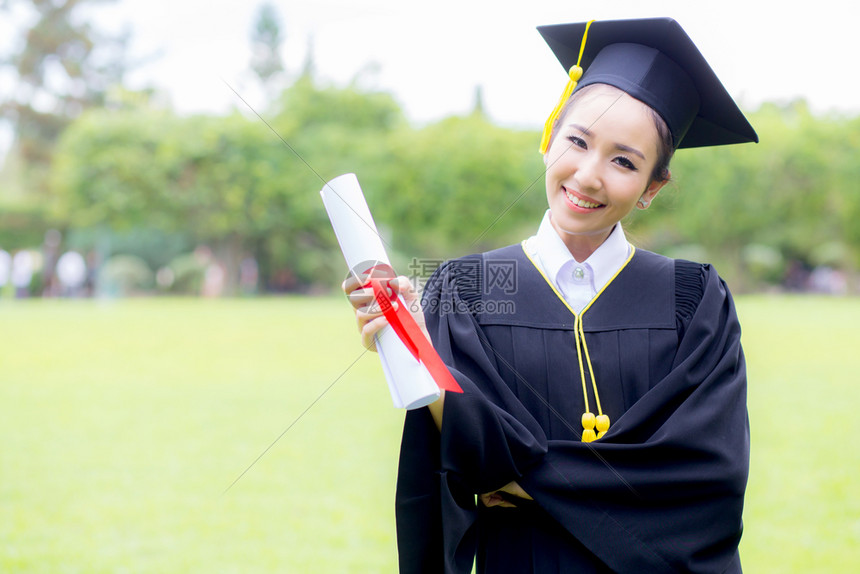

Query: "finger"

xmin=356 ymin=292 xmax=402 ymax=318
xmin=389 ymin=276 xmax=415 ymax=297
xmin=387 ymin=275 xmax=408 ymax=292
xmin=349 ymin=279 xmax=397 ymax=304
xmin=500 ymin=482 xmax=534 ymax=501
xmin=348 ymin=287 xmax=376 ymax=309
xmin=344 ymin=266 xmax=394 ymax=288
xmin=342 ymin=273 xmax=369 ymax=295
xmin=389 ymin=278 xmax=424 ymax=316
xmin=356 ymin=304 xmax=386 ymax=328
xmin=360 ymin=313 xmax=389 ymax=336
xmin=480 ymin=492 xmax=516 ymax=508
xmin=479 ymin=493 xmax=498 ymax=507
xmin=360 ymin=315 xmax=389 ymax=349
xmin=367 ymin=265 xmax=395 ymax=280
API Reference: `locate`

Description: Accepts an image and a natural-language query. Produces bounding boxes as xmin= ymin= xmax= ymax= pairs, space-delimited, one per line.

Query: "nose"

xmin=573 ymin=152 xmax=602 ymax=191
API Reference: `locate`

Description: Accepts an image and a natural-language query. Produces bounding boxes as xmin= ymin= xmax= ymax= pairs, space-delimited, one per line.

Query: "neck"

xmin=550 ymin=220 xmax=613 ymax=263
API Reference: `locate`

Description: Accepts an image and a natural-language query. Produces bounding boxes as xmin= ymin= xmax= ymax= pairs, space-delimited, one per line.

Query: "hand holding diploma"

xmin=320 ymin=173 xmax=462 ymax=411
xmin=343 ymin=273 xmax=424 ymax=353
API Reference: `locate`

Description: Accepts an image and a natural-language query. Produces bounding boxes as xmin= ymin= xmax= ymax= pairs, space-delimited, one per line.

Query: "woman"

xmin=344 ymin=17 xmax=755 ymax=573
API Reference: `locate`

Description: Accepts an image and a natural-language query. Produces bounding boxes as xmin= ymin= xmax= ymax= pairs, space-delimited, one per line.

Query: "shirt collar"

xmin=533 ymin=210 xmax=631 ymax=293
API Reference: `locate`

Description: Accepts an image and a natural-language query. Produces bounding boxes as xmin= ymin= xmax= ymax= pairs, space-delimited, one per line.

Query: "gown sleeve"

xmin=517 ymin=262 xmax=749 ymax=573
xmin=395 ymin=257 xmax=549 ymax=574
xmin=428 ymin=257 xmax=550 ymax=492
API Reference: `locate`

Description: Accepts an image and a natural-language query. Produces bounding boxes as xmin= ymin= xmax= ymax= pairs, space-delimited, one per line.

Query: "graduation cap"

xmin=537 ymin=17 xmax=758 ymax=152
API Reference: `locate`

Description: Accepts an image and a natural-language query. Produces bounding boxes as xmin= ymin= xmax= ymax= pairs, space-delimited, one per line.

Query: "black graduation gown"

xmin=395 ymin=244 xmax=749 ymax=573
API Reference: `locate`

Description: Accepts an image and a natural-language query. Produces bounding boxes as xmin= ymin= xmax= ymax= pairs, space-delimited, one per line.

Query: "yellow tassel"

xmin=538 ymin=65 xmax=582 ymax=154
xmin=596 ymin=414 xmax=610 ymax=433
xmin=581 ymin=411 xmax=596 ymax=430
xmin=596 ymin=415 xmax=609 ymax=440
xmin=581 ymin=411 xmax=596 ymax=443
xmin=538 ymin=19 xmax=594 ymax=154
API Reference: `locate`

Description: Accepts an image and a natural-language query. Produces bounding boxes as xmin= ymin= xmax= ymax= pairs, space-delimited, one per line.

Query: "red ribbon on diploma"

xmin=363 ymin=265 xmax=463 ymax=394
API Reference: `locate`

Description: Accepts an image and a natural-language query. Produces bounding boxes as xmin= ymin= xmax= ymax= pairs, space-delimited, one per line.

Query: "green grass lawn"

xmin=1 ymin=295 xmax=858 ymax=572
xmin=735 ymin=296 xmax=860 ymax=571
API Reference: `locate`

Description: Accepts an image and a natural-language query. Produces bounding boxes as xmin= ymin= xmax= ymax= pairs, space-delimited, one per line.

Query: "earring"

xmin=637 ymin=199 xmax=650 ymax=209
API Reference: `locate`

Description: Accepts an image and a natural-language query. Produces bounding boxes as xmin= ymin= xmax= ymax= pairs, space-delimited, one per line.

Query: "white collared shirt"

xmin=524 ymin=210 xmax=632 ymax=313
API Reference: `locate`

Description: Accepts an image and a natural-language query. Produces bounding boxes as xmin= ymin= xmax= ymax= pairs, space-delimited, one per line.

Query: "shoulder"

xmin=631 ymin=249 xmax=725 ymax=335
xmin=630 ymin=247 xmax=708 ymax=289
xmin=423 ymin=245 xmax=524 ymax=286
xmin=420 ymin=244 xmax=525 ymax=312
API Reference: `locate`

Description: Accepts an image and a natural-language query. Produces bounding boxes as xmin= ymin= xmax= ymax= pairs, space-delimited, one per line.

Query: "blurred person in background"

xmin=0 ymin=249 xmax=10 ymax=296
xmin=12 ymin=250 xmax=33 ymax=298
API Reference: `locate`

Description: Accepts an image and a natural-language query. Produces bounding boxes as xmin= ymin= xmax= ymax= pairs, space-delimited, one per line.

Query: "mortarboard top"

xmin=537 ymin=17 xmax=758 ymax=151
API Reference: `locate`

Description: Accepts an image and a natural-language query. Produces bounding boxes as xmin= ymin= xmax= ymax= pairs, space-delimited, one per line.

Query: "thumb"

xmin=390 ymin=276 xmax=418 ymax=301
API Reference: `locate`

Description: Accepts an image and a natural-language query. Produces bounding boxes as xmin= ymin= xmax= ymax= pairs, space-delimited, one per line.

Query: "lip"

xmin=562 ymin=186 xmax=605 ymax=212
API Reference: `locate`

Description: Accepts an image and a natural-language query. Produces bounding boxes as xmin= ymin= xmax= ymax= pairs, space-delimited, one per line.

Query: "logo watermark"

xmin=345 ymin=257 xmax=520 ymax=317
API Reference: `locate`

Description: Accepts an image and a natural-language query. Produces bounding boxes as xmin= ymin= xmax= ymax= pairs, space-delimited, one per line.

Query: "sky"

xmin=82 ymin=0 xmax=856 ymax=128
xmin=2 ymin=0 xmax=858 ymax=132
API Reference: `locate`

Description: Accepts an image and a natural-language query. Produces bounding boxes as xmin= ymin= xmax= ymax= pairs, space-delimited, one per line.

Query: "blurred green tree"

xmin=630 ymin=99 xmax=859 ymax=287
xmin=249 ymin=2 xmax=286 ymax=100
xmin=47 ymin=69 xmax=860 ymax=293
xmin=372 ymin=110 xmax=545 ymax=260
xmin=0 ymin=0 xmax=129 ymax=194
xmin=51 ymin=74 xmax=410 ymax=292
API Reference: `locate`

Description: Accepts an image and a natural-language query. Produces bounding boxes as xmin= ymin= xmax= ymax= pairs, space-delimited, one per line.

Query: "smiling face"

xmin=544 ymin=84 xmax=667 ymax=259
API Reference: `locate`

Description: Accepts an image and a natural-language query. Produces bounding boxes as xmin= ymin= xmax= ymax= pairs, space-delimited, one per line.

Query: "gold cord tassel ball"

xmin=596 ymin=414 xmax=610 ymax=439
xmin=581 ymin=412 xmax=597 ymax=442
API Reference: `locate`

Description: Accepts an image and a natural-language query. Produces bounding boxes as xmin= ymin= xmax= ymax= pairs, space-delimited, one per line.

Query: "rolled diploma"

xmin=320 ymin=173 xmax=441 ymax=410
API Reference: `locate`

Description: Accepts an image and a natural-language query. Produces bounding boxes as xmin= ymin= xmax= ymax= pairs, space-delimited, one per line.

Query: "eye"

xmin=613 ymin=156 xmax=638 ymax=171
xmin=566 ymin=135 xmax=587 ymax=149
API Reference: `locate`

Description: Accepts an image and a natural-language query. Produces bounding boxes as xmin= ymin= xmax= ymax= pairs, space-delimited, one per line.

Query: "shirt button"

xmin=573 ymin=267 xmax=585 ymax=280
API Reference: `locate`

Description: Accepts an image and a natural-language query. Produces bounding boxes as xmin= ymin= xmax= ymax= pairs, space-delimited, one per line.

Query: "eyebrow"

xmin=568 ymin=123 xmax=647 ymax=160
xmin=615 ymin=143 xmax=646 ymax=160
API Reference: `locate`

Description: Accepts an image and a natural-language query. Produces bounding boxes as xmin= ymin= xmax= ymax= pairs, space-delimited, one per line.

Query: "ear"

xmin=641 ymin=170 xmax=669 ymax=205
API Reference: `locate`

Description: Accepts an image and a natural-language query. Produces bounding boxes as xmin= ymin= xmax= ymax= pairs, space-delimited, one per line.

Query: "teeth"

xmin=564 ymin=189 xmax=602 ymax=208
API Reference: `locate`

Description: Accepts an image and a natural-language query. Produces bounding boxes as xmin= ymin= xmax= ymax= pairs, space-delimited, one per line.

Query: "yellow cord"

xmin=538 ymin=19 xmax=594 ymax=154
xmin=519 ymin=240 xmax=633 ymax=442
xmin=579 ymin=318 xmax=601 ymax=416
xmin=573 ymin=315 xmax=590 ymax=414
xmin=575 ymin=313 xmax=600 ymax=442
xmin=578 ymin=317 xmax=611 ymax=441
